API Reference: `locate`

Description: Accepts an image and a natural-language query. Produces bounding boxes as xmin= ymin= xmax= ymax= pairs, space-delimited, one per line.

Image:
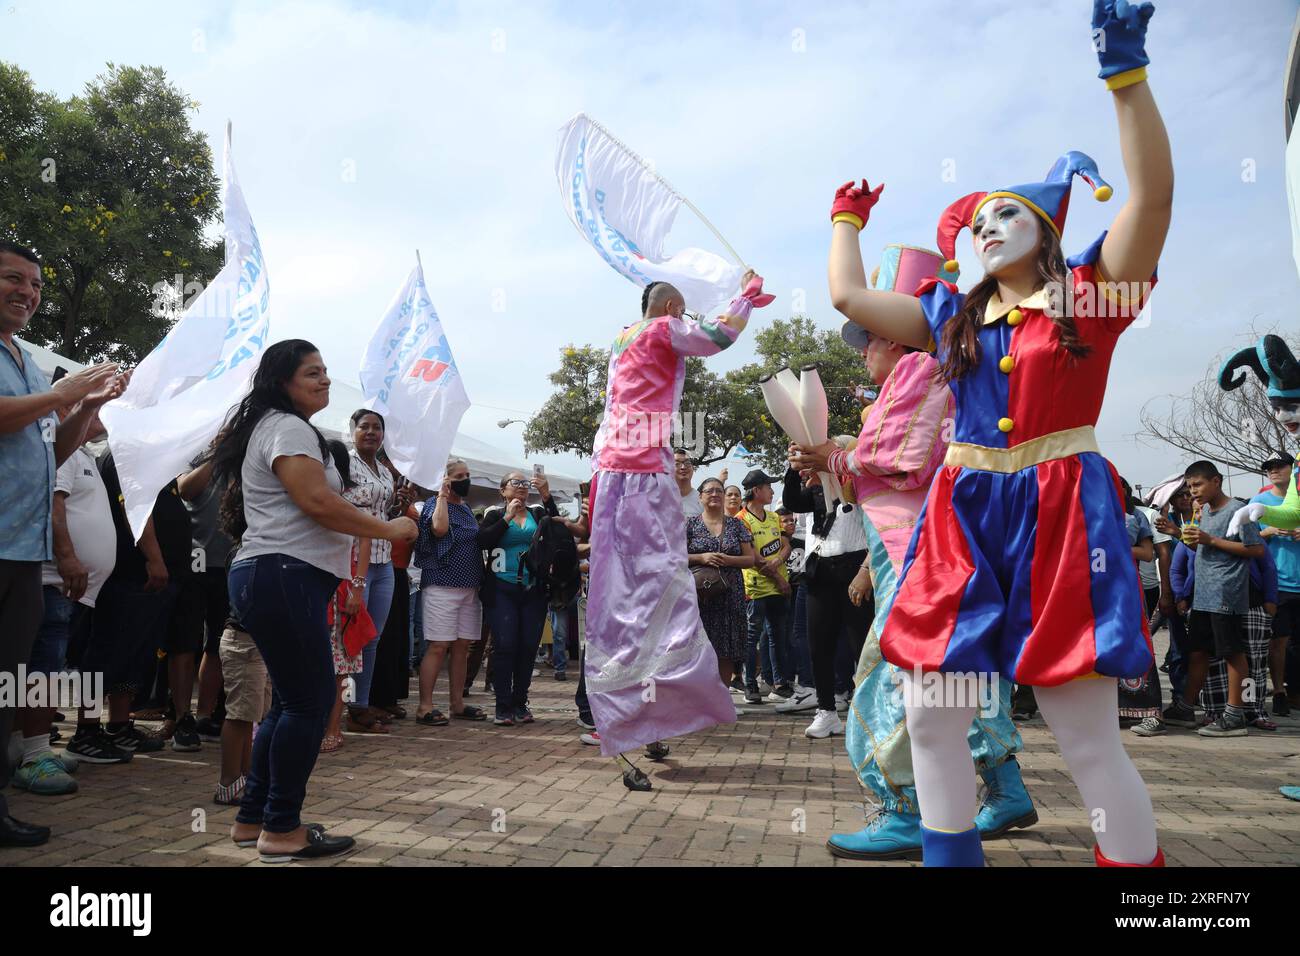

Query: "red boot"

xmin=1094 ymin=845 xmax=1165 ymax=867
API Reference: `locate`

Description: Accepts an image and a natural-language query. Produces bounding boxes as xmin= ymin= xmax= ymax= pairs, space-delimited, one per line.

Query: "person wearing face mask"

xmin=478 ymin=470 xmax=560 ymax=725
xmin=582 ymin=271 xmax=774 ymax=790
xmin=794 ymin=3 xmax=1171 ymax=867
xmin=412 ymin=459 xmax=485 ymax=724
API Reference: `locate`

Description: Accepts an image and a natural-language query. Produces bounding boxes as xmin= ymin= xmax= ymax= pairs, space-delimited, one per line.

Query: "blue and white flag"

xmin=359 ymin=259 xmax=470 ymax=490
xmin=101 ymin=122 xmax=272 ymax=541
xmin=555 ymin=113 xmax=743 ymax=315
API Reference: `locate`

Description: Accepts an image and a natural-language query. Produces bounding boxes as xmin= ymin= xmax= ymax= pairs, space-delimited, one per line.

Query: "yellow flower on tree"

xmin=61 ymin=205 xmax=72 ymax=214
xmin=162 ymin=250 xmax=173 ymax=257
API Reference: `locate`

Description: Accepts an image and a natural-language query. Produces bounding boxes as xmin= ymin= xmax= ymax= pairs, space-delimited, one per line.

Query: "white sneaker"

xmin=580 ymin=731 xmax=601 ymax=746
xmin=774 ymin=687 xmax=818 ymax=714
xmin=734 ymin=706 xmax=748 ymax=718
xmin=834 ymin=692 xmax=850 ymax=714
xmin=804 ymin=709 xmax=844 ymax=739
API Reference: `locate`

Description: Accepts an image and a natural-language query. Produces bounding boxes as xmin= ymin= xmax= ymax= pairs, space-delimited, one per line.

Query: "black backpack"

xmin=524 ymin=515 xmax=580 ymax=610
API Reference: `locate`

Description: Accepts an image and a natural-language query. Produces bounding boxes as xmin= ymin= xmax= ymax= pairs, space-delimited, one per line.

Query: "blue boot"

xmin=826 ymin=807 xmax=923 ymax=861
xmin=920 ymin=824 xmax=984 ymax=867
xmin=975 ymin=756 xmax=1038 ymax=840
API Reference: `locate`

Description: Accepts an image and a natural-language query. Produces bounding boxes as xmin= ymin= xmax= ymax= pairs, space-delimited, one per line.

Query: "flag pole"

xmin=415 ymin=249 xmax=423 ymax=272
xmin=583 ymin=115 xmax=749 ymax=271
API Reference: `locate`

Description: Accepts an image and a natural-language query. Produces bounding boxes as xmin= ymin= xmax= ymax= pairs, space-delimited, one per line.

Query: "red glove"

xmin=830 ymin=179 xmax=884 ymax=230
xmin=739 ymin=274 xmax=775 ymax=308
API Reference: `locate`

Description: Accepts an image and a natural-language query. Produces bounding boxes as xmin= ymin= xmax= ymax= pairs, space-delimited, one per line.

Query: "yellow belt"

xmin=944 ymin=425 xmax=1100 ymax=474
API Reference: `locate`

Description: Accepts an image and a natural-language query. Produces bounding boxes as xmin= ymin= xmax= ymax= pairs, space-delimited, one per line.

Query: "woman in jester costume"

xmin=797 ymin=1 xmax=1171 ymax=866
xmin=797 ymin=245 xmax=1036 ymax=862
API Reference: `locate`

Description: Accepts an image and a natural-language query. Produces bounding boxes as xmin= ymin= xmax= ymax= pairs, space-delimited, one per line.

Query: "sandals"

xmin=452 ymin=705 xmax=487 ymax=722
xmin=214 ymin=775 xmax=247 ymax=805
xmin=319 ymin=734 xmax=344 ymax=753
xmin=346 ymin=709 xmax=390 ymax=734
xmin=415 ymin=710 xmax=449 ymax=726
xmin=380 ymin=705 xmax=407 ymax=720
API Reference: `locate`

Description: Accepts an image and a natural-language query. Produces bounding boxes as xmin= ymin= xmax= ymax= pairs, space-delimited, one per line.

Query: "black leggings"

xmin=805 ymin=554 xmax=872 ymax=711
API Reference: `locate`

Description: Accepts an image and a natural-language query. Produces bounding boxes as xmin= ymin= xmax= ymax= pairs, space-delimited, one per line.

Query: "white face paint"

xmin=1273 ymin=400 xmax=1300 ymax=438
xmin=972 ymin=197 xmax=1041 ymax=275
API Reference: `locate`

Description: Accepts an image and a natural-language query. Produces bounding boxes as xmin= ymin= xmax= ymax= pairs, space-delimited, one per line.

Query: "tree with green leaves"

xmin=523 ymin=315 xmax=871 ymax=470
xmin=0 ymin=61 xmax=221 ymax=363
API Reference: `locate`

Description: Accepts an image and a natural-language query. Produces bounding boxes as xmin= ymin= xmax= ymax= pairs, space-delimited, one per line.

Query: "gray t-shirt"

xmin=236 ymin=411 xmax=351 ymax=580
xmin=1191 ymin=498 xmax=1263 ymax=615
xmin=187 ymin=482 xmax=234 ymax=570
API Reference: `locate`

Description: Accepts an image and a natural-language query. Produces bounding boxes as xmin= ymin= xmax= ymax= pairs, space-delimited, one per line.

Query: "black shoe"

xmin=1274 ymin=693 xmax=1292 ymax=717
xmin=622 ymin=766 xmax=652 ymax=792
xmin=107 ymin=721 xmax=166 ymax=753
xmin=773 ymin=684 xmax=795 ymax=700
xmin=1162 ymin=702 xmax=1199 ymax=729
xmin=66 ymin=727 xmax=133 ymax=764
xmin=193 ymin=716 xmax=224 ymax=741
xmin=645 ymin=741 xmax=670 ymax=761
xmin=258 ymin=827 xmax=356 ymax=864
xmin=744 ymin=689 xmax=764 ymax=705
xmin=554 ymin=671 xmax=568 ymax=681
xmin=172 ymin=714 xmax=201 ymax=752
xmin=0 ymin=815 xmax=50 ymax=848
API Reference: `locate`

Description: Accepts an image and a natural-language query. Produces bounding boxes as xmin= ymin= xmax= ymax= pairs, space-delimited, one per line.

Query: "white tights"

xmin=901 ymin=672 xmax=1158 ymax=864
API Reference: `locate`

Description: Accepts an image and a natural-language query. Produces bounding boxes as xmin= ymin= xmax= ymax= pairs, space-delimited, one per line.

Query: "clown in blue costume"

xmin=797 ymin=0 xmax=1171 ymax=866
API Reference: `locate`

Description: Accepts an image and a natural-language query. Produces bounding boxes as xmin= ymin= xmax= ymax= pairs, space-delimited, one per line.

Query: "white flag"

xmin=100 ymin=123 xmax=272 ymax=541
xmin=359 ymin=260 xmax=470 ymax=490
xmin=555 ymin=113 xmax=743 ymax=314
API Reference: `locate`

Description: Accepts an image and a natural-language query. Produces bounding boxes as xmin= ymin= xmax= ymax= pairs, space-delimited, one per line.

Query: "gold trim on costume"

xmin=943 ymin=425 xmax=1099 ymax=473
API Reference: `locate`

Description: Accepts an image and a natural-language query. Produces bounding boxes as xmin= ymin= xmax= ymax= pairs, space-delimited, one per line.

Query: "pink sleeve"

xmin=668 ymin=314 xmax=738 ymax=357
xmin=848 ymin=352 xmax=951 ymax=490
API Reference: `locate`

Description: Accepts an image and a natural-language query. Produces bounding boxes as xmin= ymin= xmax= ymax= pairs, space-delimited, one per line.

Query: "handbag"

xmin=692 ymin=564 xmax=728 ymax=601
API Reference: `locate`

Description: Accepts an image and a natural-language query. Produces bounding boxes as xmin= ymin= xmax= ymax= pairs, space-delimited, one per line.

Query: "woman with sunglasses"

xmin=478 ymin=471 xmax=559 ymax=725
xmin=686 ymin=477 xmax=757 ymax=698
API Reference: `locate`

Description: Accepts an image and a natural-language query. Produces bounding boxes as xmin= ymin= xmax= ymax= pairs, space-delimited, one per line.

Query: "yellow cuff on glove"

xmin=831 ymin=211 xmax=865 ymax=230
xmin=1105 ymin=66 xmax=1148 ymax=91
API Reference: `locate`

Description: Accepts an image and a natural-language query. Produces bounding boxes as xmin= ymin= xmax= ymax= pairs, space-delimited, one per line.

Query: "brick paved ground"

xmin=6 ymin=629 xmax=1299 ymax=867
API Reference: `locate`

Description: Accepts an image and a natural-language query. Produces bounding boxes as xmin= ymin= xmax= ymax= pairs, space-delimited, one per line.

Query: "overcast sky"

xmin=8 ymin=0 xmax=1299 ymax=494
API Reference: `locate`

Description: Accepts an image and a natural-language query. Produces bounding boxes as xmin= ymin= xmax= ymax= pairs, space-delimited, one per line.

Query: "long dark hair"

xmin=211 ymin=339 xmax=331 ymax=538
xmin=938 ymin=225 xmax=1089 ymax=383
xmin=327 ymin=440 xmax=357 ymax=492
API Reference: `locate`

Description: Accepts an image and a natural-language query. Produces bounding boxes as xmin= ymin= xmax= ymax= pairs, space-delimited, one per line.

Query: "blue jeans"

xmin=574 ymin=648 xmax=593 ymax=725
xmin=486 ymin=580 xmax=547 ymax=718
xmin=409 ymin=577 xmax=425 ymax=665
xmin=33 ymin=585 xmax=79 ymax=674
xmin=228 ymin=554 xmax=338 ymax=834
xmin=352 ymin=561 xmax=394 ymax=708
xmin=550 ymin=596 xmax=577 ymax=674
xmin=745 ymin=594 xmax=789 ymax=690
xmin=787 ymin=584 xmax=814 ymax=687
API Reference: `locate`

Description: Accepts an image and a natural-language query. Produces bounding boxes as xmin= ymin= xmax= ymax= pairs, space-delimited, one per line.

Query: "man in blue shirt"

xmin=0 ymin=241 xmax=125 ymax=848
xmin=1252 ymin=454 xmax=1300 ymax=717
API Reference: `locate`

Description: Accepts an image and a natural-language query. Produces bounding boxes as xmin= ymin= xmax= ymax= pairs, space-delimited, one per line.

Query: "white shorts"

xmin=422 ymin=586 xmax=483 ymax=642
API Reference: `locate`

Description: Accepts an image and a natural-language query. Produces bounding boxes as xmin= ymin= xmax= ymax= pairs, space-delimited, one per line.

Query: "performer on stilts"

xmin=584 ymin=271 xmax=774 ymax=790
xmin=796 ymin=0 xmax=1172 ymax=866
xmin=794 ymin=244 xmax=1035 ymax=861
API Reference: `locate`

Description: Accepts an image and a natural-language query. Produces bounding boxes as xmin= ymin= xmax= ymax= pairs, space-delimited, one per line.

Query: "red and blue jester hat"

xmin=934 ymin=151 xmax=1115 ymax=275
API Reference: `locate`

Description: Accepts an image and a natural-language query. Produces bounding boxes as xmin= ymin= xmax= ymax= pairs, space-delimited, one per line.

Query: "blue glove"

xmin=1092 ymin=0 xmax=1155 ymax=82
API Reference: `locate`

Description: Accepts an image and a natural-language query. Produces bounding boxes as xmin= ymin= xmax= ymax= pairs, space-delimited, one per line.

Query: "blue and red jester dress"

xmin=880 ymin=152 xmax=1157 ymax=689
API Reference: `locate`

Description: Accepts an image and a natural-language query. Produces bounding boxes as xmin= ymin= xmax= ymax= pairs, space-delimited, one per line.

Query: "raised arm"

xmin=1092 ymin=0 xmax=1173 ymax=288
xmin=827 ymin=181 xmax=929 ymax=349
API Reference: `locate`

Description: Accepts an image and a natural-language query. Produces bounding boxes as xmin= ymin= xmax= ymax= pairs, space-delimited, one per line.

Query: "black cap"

xmin=741 ymin=468 xmax=779 ymax=490
xmin=1261 ymin=452 xmax=1295 ymax=471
